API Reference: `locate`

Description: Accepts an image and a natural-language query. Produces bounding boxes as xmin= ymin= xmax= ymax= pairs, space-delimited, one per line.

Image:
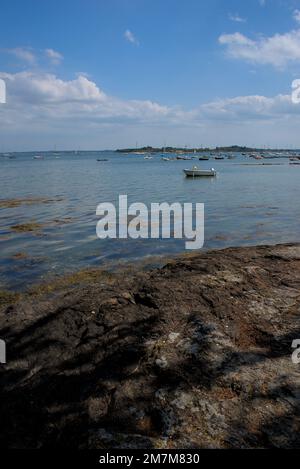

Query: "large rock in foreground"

xmin=0 ymin=244 xmax=300 ymax=448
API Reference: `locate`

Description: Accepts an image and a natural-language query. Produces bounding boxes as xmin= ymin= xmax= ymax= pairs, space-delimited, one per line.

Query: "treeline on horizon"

xmin=116 ymin=145 xmax=289 ymax=153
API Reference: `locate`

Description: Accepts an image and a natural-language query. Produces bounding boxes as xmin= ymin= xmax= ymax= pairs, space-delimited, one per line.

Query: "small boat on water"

xmin=97 ymin=158 xmax=108 ymax=162
xmin=176 ymin=155 xmax=192 ymax=160
xmin=144 ymin=155 xmax=153 ymax=160
xmin=162 ymin=157 xmax=170 ymax=161
xmin=215 ymin=156 xmax=224 ymax=160
xmin=199 ymin=155 xmax=209 ymax=161
xmin=183 ymin=166 xmax=216 ymax=177
xmin=33 ymin=155 xmax=44 ymax=160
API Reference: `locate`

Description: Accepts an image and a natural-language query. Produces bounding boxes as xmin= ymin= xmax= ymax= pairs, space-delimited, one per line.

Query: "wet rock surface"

xmin=0 ymin=243 xmax=300 ymax=448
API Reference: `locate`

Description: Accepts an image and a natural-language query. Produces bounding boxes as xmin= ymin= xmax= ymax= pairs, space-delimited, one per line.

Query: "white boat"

xmin=183 ymin=166 xmax=216 ymax=177
xmin=178 ymin=155 xmax=192 ymax=160
xmin=144 ymin=155 xmax=153 ymax=160
xmin=33 ymin=155 xmax=44 ymax=160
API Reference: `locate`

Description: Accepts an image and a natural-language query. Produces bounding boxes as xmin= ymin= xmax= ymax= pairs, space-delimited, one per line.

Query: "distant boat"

xmin=144 ymin=155 xmax=153 ymax=160
xmin=161 ymin=157 xmax=170 ymax=161
xmin=250 ymin=153 xmax=264 ymax=159
xmin=215 ymin=155 xmax=224 ymax=160
xmin=176 ymin=155 xmax=192 ymax=160
xmin=183 ymin=166 xmax=216 ymax=177
xmin=33 ymin=155 xmax=44 ymax=160
xmin=97 ymin=158 xmax=108 ymax=162
xmin=198 ymin=155 xmax=209 ymax=161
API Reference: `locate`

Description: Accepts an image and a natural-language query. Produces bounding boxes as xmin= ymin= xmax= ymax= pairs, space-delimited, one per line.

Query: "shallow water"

xmin=1 ymin=151 xmax=299 ymax=290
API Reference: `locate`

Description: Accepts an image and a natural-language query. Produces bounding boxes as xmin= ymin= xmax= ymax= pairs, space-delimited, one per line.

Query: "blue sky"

xmin=1 ymin=0 xmax=300 ymax=150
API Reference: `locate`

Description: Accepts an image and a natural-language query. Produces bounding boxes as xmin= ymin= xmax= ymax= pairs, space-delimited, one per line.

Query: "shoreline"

xmin=1 ymin=242 xmax=300 ymax=448
xmin=3 ymin=237 xmax=300 ymax=298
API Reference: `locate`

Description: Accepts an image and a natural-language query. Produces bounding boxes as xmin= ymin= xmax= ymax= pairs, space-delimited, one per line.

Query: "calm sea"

xmin=1 ymin=151 xmax=300 ymax=290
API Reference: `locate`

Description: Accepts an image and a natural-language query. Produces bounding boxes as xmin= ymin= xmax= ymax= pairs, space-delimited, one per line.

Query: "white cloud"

xmin=1 ymin=70 xmax=300 ymax=149
xmin=1 ymin=70 xmax=300 ymax=124
xmin=293 ymin=9 xmax=300 ymax=24
xmin=0 ymin=71 xmax=170 ymax=121
xmin=2 ymin=47 xmax=64 ymax=66
xmin=4 ymin=47 xmax=36 ymax=64
xmin=219 ymin=28 xmax=300 ymax=67
xmin=2 ymin=70 xmax=300 ymax=122
xmin=124 ymin=29 xmax=139 ymax=45
xmin=229 ymin=13 xmax=246 ymax=23
xmin=199 ymin=94 xmax=299 ymax=121
xmin=0 ymin=72 xmax=107 ymax=105
xmin=45 ymin=48 xmax=63 ymax=65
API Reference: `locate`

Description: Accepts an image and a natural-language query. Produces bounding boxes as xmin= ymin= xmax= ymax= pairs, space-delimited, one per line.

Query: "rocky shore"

xmin=0 ymin=243 xmax=300 ymax=448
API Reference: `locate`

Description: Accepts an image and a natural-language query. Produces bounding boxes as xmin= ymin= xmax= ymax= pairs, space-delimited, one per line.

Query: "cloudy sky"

xmin=1 ymin=0 xmax=300 ymax=150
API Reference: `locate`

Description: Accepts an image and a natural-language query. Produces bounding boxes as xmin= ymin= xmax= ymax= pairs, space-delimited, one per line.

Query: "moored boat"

xmin=183 ymin=166 xmax=216 ymax=177
xmin=198 ymin=155 xmax=209 ymax=161
xmin=176 ymin=155 xmax=192 ymax=160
